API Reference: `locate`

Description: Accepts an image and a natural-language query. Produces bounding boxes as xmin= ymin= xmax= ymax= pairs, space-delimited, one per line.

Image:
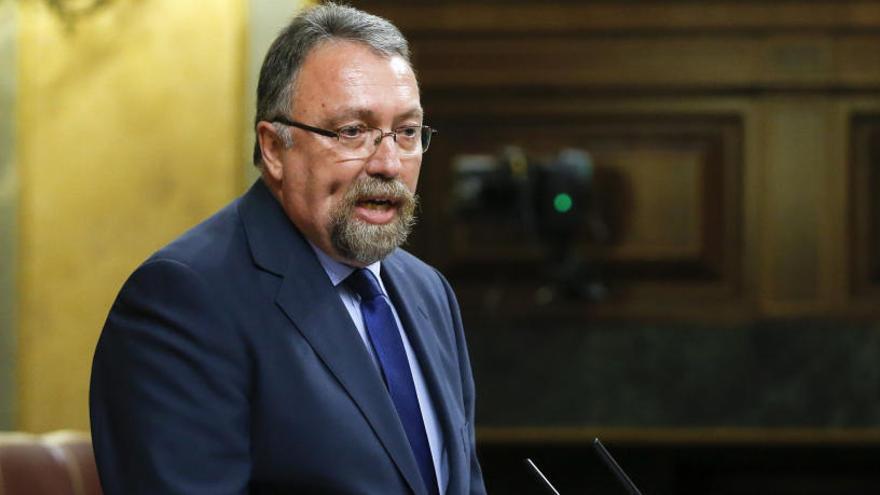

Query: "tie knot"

xmin=345 ymin=268 xmax=384 ymax=300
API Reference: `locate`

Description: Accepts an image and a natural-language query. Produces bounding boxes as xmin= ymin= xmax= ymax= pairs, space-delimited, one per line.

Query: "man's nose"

xmin=364 ymin=132 xmax=402 ymax=178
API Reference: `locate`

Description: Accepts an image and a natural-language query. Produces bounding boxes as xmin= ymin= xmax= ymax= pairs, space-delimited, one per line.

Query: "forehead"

xmin=291 ymin=40 xmax=421 ymax=120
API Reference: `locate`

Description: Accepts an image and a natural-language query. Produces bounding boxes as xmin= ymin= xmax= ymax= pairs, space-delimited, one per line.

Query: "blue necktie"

xmin=346 ymin=268 xmax=439 ymax=495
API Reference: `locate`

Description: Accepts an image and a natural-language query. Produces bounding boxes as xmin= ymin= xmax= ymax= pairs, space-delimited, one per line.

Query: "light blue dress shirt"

xmin=309 ymin=244 xmax=449 ymax=493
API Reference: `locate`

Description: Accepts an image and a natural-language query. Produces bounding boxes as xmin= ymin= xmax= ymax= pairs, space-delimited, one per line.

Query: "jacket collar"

xmin=237 ymin=180 xmax=428 ymax=495
xmin=237 ymin=179 xmax=297 ymax=277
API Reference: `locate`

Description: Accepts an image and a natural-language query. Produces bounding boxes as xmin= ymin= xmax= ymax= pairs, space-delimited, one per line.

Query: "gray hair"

xmin=252 ymin=2 xmax=411 ymax=165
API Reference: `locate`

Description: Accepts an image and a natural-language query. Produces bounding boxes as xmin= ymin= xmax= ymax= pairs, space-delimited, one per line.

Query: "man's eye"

xmin=338 ymin=125 xmax=365 ymax=138
xmin=397 ymin=126 xmax=420 ymax=138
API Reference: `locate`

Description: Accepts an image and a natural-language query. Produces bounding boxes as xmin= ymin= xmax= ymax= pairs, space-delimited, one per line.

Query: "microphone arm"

xmin=524 ymin=458 xmax=562 ymax=495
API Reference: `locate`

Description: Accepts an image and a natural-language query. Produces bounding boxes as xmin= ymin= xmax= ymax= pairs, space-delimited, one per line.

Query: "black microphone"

xmin=592 ymin=437 xmax=644 ymax=495
xmin=524 ymin=458 xmax=561 ymax=495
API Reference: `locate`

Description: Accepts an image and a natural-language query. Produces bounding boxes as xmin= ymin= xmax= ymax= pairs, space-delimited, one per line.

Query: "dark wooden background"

xmin=357 ymin=1 xmax=880 ymax=492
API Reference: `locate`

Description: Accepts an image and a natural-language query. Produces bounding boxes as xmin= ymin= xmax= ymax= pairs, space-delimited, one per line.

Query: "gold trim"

xmin=0 ymin=0 xmax=17 ymax=433
xmin=235 ymin=0 xmax=249 ymax=192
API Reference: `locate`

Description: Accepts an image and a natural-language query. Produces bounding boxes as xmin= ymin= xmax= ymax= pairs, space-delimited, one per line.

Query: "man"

xmin=90 ymin=3 xmax=486 ymax=494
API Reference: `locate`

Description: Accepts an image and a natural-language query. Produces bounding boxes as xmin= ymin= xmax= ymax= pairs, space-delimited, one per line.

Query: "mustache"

xmin=344 ymin=177 xmax=415 ymax=205
xmin=329 ymin=176 xmax=420 ymax=264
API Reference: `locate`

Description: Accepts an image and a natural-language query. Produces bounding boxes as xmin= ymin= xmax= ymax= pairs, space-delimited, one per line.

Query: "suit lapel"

xmin=238 ymin=181 xmax=426 ymax=495
xmin=383 ymin=254 xmax=468 ymax=495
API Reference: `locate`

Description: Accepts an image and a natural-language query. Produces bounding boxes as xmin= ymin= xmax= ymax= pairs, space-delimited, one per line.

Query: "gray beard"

xmin=329 ymin=177 xmax=418 ymax=265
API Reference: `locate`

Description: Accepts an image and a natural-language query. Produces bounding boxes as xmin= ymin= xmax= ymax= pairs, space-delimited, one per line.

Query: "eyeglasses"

xmin=270 ymin=116 xmax=437 ymax=158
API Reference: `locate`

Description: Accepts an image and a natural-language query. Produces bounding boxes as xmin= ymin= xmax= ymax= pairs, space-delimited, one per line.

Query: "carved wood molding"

xmin=360 ymin=1 xmax=880 ymax=91
xmin=362 ymin=1 xmax=880 ymax=33
xmin=412 ymin=35 xmax=880 ymax=91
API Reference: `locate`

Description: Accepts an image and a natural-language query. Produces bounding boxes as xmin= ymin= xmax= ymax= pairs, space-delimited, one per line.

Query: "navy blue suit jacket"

xmin=90 ymin=180 xmax=486 ymax=494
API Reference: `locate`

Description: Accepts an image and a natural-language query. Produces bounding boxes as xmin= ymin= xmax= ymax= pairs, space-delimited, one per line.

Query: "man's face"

xmin=260 ymin=40 xmax=423 ymax=267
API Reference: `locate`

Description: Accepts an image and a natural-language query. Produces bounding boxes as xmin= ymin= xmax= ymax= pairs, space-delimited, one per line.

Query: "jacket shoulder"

xmin=146 ymin=198 xmax=248 ymax=274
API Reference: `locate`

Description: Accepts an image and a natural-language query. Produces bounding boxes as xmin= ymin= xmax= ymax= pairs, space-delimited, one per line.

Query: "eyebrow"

xmin=326 ymin=106 xmax=424 ymax=127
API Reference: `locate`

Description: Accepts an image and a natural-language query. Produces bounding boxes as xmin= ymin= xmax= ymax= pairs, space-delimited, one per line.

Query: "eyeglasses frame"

xmin=269 ymin=116 xmax=437 ymax=155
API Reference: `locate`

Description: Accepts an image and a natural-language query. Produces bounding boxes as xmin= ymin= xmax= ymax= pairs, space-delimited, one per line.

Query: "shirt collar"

xmin=308 ymin=241 xmax=382 ymax=289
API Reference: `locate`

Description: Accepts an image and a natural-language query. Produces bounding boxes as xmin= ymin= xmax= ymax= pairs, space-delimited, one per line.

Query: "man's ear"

xmin=256 ymin=121 xmax=290 ymax=183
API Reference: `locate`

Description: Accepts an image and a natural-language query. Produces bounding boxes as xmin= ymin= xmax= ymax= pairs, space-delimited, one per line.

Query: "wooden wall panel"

xmin=360 ymin=0 xmax=880 ymax=319
xmin=850 ymin=114 xmax=880 ymax=299
xmin=837 ymin=37 xmax=880 ymax=84
xmin=592 ymin=147 xmax=703 ymax=260
xmin=760 ymin=100 xmax=828 ymax=308
xmin=413 ymin=106 xmax=744 ymax=318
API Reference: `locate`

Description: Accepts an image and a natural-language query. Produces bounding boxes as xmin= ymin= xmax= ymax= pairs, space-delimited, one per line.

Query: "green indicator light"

xmin=553 ymin=193 xmax=573 ymax=213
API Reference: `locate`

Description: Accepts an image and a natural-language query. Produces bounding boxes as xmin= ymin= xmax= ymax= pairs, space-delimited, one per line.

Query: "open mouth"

xmin=356 ymin=197 xmax=398 ymax=210
xmin=353 ymin=196 xmax=400 ymax=224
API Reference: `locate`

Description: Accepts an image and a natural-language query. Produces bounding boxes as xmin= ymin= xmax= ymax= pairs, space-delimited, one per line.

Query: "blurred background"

xmin=3 ymin=0 xmax=880 ymax=493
